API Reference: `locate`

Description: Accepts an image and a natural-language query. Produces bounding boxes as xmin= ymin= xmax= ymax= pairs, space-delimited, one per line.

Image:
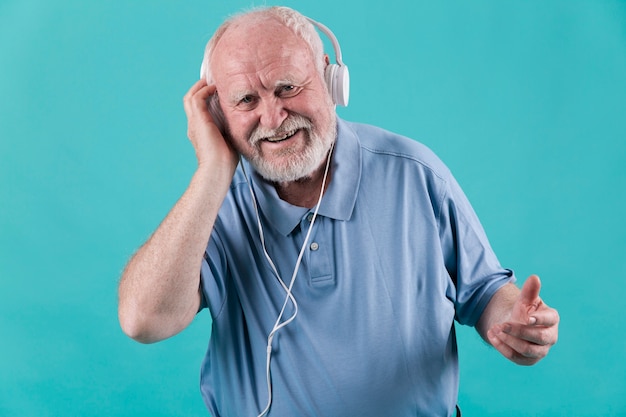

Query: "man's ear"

xmin=324 ymin=54 xmax=330 ymax=66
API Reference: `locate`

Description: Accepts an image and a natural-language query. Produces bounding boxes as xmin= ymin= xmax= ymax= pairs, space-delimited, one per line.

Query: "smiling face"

xmin=210 ymin=16 xmax=336 ymax=183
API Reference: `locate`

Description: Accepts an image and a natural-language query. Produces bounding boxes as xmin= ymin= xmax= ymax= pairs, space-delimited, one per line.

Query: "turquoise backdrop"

xmin=1 ymin=0 xmax=625 ymax=415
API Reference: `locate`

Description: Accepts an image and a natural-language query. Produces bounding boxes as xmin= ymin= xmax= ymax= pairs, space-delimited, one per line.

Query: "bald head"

xmin=211 ymin=19 xmax=321 ymax=102
xmin=200 ymin=7 xmax=325 ymax=85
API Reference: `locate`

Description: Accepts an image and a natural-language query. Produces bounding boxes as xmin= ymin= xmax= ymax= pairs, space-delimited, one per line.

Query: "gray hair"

xmin=200 ymin=6 xmax=325 ymax=84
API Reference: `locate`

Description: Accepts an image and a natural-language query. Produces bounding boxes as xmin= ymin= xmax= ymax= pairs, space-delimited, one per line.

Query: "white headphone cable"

xmin=241 ymin=142 xmax=334 ymax=417
xmin=241 ymin=161 xmax=295 ymax=304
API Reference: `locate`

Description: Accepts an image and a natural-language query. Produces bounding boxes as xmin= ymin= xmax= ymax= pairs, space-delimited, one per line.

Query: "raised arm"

xmin=118 ymin=80 xmax=238 ymax=343
xmin=476 ymin=275 xmax=560 ymax=365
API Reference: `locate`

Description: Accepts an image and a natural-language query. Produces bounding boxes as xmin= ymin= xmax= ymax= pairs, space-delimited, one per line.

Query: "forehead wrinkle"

xmin=212 ymin=22 xmax=318 ymax=104
xmin=223 ymin=70 xmax=309 ymax=104
xmin=254 ymin=56 xmax=307 ymax=87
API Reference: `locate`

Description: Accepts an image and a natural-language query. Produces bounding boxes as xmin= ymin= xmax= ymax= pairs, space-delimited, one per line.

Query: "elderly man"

xmin=118 ymin=6 xmax=559 ymax=417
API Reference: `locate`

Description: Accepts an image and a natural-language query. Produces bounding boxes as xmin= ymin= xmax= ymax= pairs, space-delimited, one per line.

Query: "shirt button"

xmin=310 ymin=242 xmax=319 ymax=251
xmin=307 ymin=213 xmax=314 ymax=222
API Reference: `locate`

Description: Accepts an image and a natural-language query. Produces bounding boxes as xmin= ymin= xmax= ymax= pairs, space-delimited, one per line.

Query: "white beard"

xmin=244 ymin=112 xmax=337 ymax=183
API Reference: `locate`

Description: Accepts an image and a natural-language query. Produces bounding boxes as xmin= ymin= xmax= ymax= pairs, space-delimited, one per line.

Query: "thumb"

xmin=519 ymin=274 xmax=542 ymax=305
xmin=509 ymin=275 xmax=543 ymax=325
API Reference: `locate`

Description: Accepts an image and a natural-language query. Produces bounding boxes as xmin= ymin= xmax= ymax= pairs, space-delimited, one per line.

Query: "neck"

xmin=273 ymin=169 xmax=331 ymax=208
xmin=273 ymin=144 xmax=334 ymax=208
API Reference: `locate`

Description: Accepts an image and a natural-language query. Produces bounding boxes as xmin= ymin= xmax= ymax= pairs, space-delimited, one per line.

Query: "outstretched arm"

xmin=118 ymin=80 xmax=238 ymax=343
xmin=476 ymin=275 xmax=560 ymax=365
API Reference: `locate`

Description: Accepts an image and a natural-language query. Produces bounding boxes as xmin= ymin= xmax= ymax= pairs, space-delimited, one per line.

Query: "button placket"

xmin=301 ymin=213 xmax=334 ymax=287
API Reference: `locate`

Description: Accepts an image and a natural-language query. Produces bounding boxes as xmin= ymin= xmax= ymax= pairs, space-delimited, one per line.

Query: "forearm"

xmin=118 ymin=163 xmax=234 ymax=343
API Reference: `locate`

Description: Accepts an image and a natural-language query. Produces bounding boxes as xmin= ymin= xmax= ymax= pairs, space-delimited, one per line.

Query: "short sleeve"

xmin=199 ymin=229 xmax=229 ymax=320
xmin=437 ymin=171 xmax=516 ymax=326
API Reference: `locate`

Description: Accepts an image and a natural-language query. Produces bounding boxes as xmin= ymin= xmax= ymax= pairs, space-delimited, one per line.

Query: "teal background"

xmin=1 ymin=0 xmax=625 ymax=415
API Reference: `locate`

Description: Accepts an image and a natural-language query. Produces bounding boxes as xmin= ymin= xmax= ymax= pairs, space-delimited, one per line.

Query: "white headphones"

xmin=306 ymin=17 xmax=350 ymax=107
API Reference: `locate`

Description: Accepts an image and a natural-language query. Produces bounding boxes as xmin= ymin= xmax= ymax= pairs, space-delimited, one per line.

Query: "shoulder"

xmin=340 ymin=119 xmax=452 ymax=181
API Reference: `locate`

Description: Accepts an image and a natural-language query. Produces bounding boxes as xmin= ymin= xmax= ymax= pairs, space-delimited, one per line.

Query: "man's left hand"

xmin=487 ymin=275 xmax=560 ymax=365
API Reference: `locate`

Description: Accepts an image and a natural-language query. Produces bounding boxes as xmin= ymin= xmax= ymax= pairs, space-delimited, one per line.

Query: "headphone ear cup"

xmin=324 ymin=63 xmax=350 ymax=106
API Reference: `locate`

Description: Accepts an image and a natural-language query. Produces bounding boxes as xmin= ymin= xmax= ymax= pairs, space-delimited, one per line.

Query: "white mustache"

xmin=249 ymin=114 xmax=313 ymax=145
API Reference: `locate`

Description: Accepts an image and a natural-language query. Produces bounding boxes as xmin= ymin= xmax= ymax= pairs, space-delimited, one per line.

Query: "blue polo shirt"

xmin=199 ymin=118 xmax=515 ymax=417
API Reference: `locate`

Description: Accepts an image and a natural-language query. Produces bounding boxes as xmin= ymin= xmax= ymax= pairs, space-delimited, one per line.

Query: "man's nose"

xmin=258 ymin=98 xmax=288 ymax=130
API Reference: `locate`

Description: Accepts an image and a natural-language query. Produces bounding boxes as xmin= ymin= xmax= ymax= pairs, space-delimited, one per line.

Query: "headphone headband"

xmin=306 ymin=17 xmax=350 ymax=107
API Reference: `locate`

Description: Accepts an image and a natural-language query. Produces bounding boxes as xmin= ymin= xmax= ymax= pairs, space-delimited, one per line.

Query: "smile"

xmin=263 ymin=129 xmax=299 ymax=143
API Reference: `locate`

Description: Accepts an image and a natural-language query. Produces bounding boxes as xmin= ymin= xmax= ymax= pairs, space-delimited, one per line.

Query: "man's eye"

xmin=240 ymin=96 xmax=254 ymax=104
xmin=279 ymin=85 xmax=299 ymax=97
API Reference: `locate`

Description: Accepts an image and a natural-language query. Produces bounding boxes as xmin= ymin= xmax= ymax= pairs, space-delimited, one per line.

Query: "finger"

xmin=183 ymin=81 xmax=216 ymax=115
xmin=496 ymin=330 xmax=550 ymax=362
xmin=487 ymin=328 xmax=518 ymax=361
xmin=487 ymin=327 xmax=541 ymax=366
xmin=519 ymin=275 xmax=542 ymax=305
xmin=529 ymin=306 xmax=560 ymax=327
xmin=489 ymin=325 xmax=551 ymax=365
xmin=185 ymin=78 xmax=209 ymax=98
xmin=499 ymin=322 xmax=557 ymax=347
xmin=183 ymin=80 xmax=205 ymax=107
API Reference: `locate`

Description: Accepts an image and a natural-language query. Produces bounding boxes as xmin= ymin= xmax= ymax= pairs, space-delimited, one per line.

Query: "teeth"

xmin=266 ymin=129 xmax=297 ymax=142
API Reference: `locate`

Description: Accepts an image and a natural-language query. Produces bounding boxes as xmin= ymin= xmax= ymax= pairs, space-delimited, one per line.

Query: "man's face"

xmin=210 ymin=19 xmax=336 ymax=183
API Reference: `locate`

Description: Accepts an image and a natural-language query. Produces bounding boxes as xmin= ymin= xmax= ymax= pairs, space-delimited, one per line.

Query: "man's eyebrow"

xmin=274 ymin=78 xmax=297 ymax=87
xmin=274 ymin=75 xmax=311 ymax=88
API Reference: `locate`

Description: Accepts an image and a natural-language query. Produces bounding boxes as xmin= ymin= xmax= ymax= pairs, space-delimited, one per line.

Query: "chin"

xmin=252 ymin=160 xmax=318 ymax=183
xmin=250 ymin=142 xmax=331 ymax=183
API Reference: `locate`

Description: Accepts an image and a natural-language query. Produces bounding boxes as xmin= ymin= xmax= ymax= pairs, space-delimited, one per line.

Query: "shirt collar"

xmin=246 ymin=118 xmax=361 ymax=236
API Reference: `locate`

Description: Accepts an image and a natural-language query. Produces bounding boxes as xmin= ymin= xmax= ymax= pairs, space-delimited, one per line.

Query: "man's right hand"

xmin=183 ymin=79 xmax=239 ymax=171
